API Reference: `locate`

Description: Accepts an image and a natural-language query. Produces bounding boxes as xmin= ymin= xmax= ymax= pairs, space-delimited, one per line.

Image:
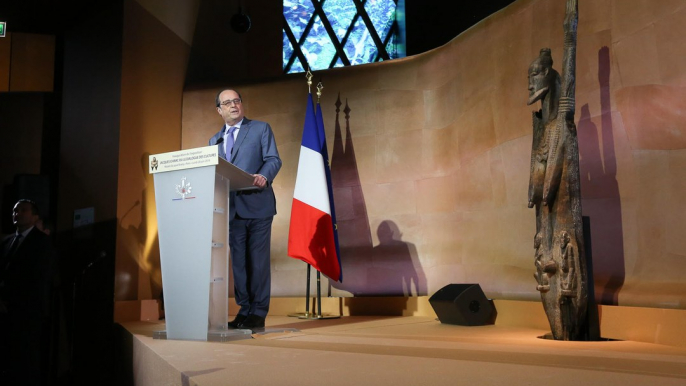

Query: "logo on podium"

xmin=174 ymin=177 xmax=195 ymax=200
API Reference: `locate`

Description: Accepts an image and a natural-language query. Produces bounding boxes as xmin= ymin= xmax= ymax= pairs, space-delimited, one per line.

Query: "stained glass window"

xmin=283 ymin=0 xmax=405 ymax=74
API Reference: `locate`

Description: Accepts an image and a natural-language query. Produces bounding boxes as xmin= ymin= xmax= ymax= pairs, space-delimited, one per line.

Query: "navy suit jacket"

xmin=208 ymin=117 xmax=282 ymax=220
xmin=0 ymin=227 xmax=55 ymax=318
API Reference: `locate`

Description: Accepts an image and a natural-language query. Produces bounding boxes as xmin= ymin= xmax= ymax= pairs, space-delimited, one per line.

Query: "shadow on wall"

xmin=115 ymin=152 xmax=161 ymax=303
xmin=370 ymin=220 xmax=427 ymax=296
xmin=327 ymin=95 xmax=426 ymax=298
xmin=578 ymin=46 xmax=625 ymax=305
xmin=328 ymin=95 xmax=373 ymax=296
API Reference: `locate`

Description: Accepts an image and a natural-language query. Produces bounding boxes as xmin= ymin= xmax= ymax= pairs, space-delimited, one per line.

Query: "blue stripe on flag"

xmin=300 ymin=94 xmax=321 ymax=152
xmin=316 ymin=101 xmax=342 ymax=282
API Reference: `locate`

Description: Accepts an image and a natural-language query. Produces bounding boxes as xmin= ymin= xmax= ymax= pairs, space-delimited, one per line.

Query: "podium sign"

xmin=149 ymin=146 xmax=255 ymax=341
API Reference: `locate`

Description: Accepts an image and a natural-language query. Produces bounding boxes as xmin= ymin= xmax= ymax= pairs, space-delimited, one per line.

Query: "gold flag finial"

xmin=316 ymin=81 xmax=324 ymax=103
xmin=306 ymin=70 xmax=313 ymax=93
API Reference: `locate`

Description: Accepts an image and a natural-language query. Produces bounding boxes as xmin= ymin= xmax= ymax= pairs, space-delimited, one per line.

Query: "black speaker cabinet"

xmin=429 ymin=284 xmax=497 ymax=326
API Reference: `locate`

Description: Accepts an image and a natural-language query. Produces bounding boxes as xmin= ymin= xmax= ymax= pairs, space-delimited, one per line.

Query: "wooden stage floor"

xmin=118 ymin=315 xmax=686 ymax=386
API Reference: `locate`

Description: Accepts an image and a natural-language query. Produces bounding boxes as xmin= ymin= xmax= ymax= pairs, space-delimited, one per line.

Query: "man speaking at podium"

xmin=208 ymin=89 xmax=282 ymax=330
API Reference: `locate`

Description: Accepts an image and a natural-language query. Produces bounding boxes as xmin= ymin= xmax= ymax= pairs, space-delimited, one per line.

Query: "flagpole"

xmin=315 ymin=82 xmax=323 ymax=318
xmin=300 ymin=79 xmax=339 ymax=320
xmin=287 ymin=262 xmax=313 ymax=318
xmin=314 ymin=82 xmax=324 ymax=319
xmin=288 ymin=70 xmax=340 ymax=320
xmin=288 ymin=70 xmax=316 ymax=318
xmin=317 ymin=271 xmax=322 ymax=316
xmin=306 ymin=264 xmax=312 ymax=316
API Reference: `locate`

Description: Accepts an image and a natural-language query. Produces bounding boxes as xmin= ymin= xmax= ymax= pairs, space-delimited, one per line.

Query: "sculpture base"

xmin=537 ymin=333 xmax=620 ymax=342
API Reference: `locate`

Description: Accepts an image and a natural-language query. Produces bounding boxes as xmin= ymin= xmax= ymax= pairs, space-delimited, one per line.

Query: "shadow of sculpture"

xmin=577 ymin=46 xmax=625 ymax=305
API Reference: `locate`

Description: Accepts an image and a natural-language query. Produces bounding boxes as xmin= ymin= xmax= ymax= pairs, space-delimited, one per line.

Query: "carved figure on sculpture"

xmin=526 ymin=0 xmax=588 ymax=340
xmin=559 ymin=231 xmax=577 ymax=298
xmin=533 ymin=233 xmax=549 ymax=292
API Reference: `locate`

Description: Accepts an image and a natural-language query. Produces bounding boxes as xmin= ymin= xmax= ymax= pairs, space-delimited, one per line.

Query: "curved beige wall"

xmin=116 ymin=0 xmax=190 ymax=303
xmin=182 ymin=0 xmax=686 ymax=308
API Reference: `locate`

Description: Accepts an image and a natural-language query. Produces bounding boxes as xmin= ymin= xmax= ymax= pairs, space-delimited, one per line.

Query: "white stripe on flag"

xmin=293 ymin=146 xmax=331 ymax=215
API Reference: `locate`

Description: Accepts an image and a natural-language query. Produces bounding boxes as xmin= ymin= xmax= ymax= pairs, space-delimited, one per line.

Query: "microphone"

xmin=215 ymin=136 xmax=224 ymax=145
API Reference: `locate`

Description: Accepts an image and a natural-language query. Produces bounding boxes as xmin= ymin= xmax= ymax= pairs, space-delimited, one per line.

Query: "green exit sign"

xmin=0 ymin=22 xmax=5 ymax=38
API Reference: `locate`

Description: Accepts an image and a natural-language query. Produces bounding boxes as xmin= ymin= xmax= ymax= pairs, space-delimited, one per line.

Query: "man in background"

xmin=0 ymin=199 xmax=56 ymax=385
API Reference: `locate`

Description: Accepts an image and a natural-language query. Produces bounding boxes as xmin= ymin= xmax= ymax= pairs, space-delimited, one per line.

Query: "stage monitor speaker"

xmin=429 ymin=284 xmax=497 ymax=326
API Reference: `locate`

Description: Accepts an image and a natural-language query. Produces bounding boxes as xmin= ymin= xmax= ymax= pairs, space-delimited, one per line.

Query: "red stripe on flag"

xmin=288 ymin=198 xmax=341 ymax=281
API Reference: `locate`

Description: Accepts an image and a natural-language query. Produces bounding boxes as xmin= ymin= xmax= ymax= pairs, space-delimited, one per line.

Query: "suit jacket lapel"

xmin=2 ymin=228 xmax=35 ymax=271
xmin=218 ymin=125 xmax=227 ymax=160
xmin=0 ymin=235 xmax=14 ymax=272
xmin=231 ymin=118 xmax=250 ymax=162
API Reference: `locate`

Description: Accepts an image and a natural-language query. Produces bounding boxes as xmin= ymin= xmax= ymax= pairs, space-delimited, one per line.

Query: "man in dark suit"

xmin=0 ymin=199 xmax=55 ymax=385
xmin=208 ymin=89 xmax=282 ymax=330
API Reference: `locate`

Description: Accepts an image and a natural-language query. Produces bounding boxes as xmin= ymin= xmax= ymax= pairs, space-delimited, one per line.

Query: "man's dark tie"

xmin=225 ymin=126 xmax=237 ymax=157
xmin=6 ymin=234 xmax=22 ymax=257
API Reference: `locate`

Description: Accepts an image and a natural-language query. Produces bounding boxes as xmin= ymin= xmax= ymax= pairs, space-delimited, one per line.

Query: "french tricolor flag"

xmin=288 ymin=94 xmax=342 ymax=282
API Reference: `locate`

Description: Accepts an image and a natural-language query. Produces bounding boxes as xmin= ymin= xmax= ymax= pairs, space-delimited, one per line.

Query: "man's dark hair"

xmin=16 ymin=199 xmax=39 ymax=216
xmin=215 ymin=89 xmax=243 ymax=107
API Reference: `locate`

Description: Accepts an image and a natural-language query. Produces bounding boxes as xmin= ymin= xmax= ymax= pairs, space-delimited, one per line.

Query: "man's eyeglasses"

xmin=220 ymin=98 xmax=242 ymax=106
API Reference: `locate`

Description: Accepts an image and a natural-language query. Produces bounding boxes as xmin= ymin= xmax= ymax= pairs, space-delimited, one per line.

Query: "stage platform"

xmin=116 ymin=300 xmax=686 ymax=386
